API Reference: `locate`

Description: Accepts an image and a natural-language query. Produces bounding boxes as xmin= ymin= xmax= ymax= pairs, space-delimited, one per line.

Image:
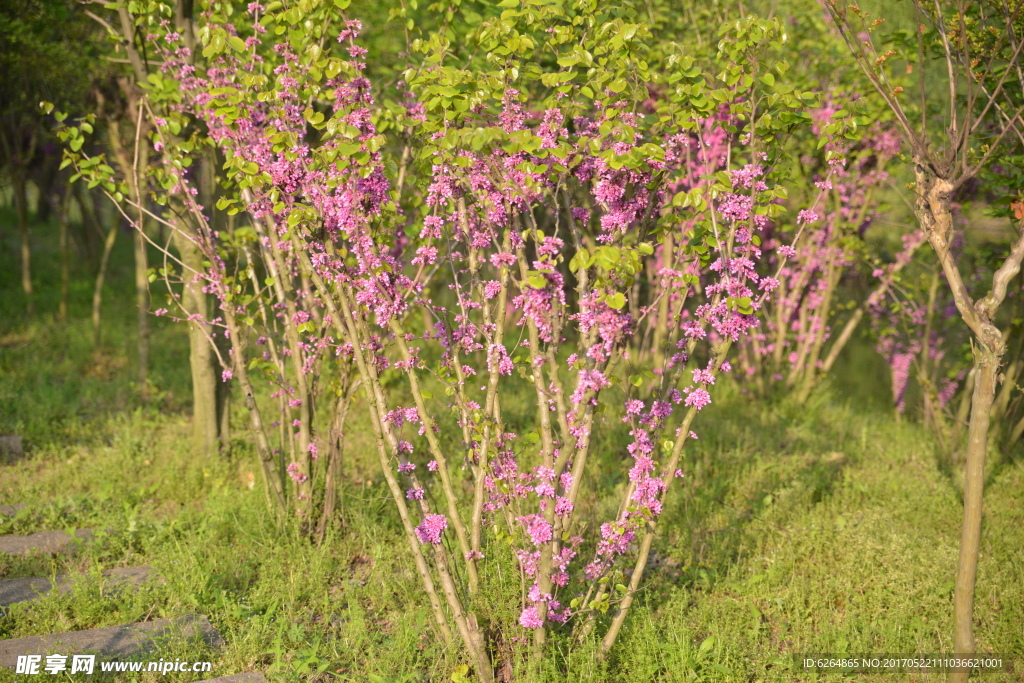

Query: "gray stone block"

xmin=0 ymin=436 xmax=24 ymax=464
xmin=0 ymin=566 xmax=154 ymax=606
xmin=0 ymin=529 xmax=93 ymax=555
xmin=198 ymin=673 xmax=268 ymax=683
xmin=0 ymin=614 xmax=225 ymax=668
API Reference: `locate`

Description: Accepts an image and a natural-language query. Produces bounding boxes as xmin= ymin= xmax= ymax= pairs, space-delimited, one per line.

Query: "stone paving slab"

xmin=0 ymin=614 xmax=224 ymax=668
xmin=0 ymin=504 xmax=26 ymax=517
xmin=0 ymin=435 xmax=24 ymax=464
xmin=198 ymin=673 xmax=267 ymax=683
xmin=0 ymin=566 xmax=153 ymax=606
xmin=0 ymin=529 xmax=93 ymax=555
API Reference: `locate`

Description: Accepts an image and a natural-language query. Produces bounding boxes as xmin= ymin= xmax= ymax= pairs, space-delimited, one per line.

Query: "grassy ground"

xmin=1 ymin=213 xmax=1023 ymax=682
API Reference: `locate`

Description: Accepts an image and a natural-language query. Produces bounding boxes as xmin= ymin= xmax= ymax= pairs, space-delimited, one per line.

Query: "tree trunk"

xmin=173 ymin=228 xmax=222 ymax=456
xmin=74 ymin=183 xmax=102 ymax=263
xmin=58 ymin=190 xmax=70 ymax=324
xmin=950 ymin=351 xmax=999 ymax=683
xmin=134 ymin=227 xmax=150 ymax=386
xmin=106 ymin=109 xmax=152 ymax=388
xmin=651 ymin=232 xmax=673 ymax=365
xmin=92 ymin=223 xmax=118 ymax=348
xmin=14 ymin=175 xmax=33 ymax=315
xmin=796 ymin=264 xmax=840 ymax=403
xmin=317 ymin=382 xmax=356 ymax=543
xmin=132 ymin=145 xmax=150 ymax=388
xmin=1008 ymin=409 xmax=1024 ymax=448
xmin=914 ymin=167 xmax=1009 ymax=683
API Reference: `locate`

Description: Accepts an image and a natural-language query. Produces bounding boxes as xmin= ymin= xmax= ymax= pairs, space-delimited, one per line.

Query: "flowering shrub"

xmin=55 ymin=0 xmax=858 ymax=677
xmin=868 ymin=225 xmax=1024 ymax=454
xmin=733 ymin=109 xmax=906 ymax=400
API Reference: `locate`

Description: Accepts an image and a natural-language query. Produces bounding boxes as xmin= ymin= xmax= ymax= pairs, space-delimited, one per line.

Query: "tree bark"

xmin=92 ymin=222 xmax=118 ymax=348
xmin=134 ymin=227 xmax=150 ymax=385
xmin=950 ymin=353 xmax=998 ymax=683
xmin=173 ymin=228 xmax=222 ymax=456
xmin=14 ymin=174 xmax=33 ymax=315
xmin=131 ymin=140 xmax=150 ymax=389
xmin=913 ymin=165 xmax=1011 ymax=683
xmin=106 ymin=108 xmax=152 ymax=388
xmin=57 ymin=190 xmax=70 ymax=324
xmin=74 ymin=183 xmax=102 ymax=263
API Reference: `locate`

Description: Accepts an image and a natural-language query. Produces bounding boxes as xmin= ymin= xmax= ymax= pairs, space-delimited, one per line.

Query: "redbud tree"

xmin=57 ymin=0 xmax=846 ymax=676
xmin=826 ymin=1 xmax=1024 ymax=676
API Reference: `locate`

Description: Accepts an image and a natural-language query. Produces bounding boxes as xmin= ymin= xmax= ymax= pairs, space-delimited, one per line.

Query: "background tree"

xmin=0 ymin=0 xmax=97 ymax=315
xmin=825 ymin=1 xmax=1024 ymax=678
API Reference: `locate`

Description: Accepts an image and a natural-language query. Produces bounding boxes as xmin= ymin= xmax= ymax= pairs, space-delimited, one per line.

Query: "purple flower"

xmin=415 ymin=514 xmax=447 ymax=544
xmin=797 ymin=209 xmax=820 ymax=225
xmin=535 ymin=482 xmax=556 ymax=498
xmin=519 ymin=606 xmax=543 ymax=629
xmin=684 ymin=388 xmax=712 ymax=410
xmin=555 ymin=497 xmax=574 ymax=516
xmin=286 ymin=462 xmax=308 ymax=484
xmin=518 ymin=514 xmax=553 ymax=546
xmin=692 ymin=368 xmax=715 ymax=385
xmin=489 ymin=252 xmax=516 ymax=268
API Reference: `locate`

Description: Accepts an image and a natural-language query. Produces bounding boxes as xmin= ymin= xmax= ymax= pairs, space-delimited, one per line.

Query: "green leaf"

xmin=333 ymin=0 xmax=350 ymax=7
xmin=229 ymin=35 xmax=247 ymax=52
xmin=606 ymin=292 xmax=626 ymax=310
xmin=526 ymin=273 xmax=547 ymax=289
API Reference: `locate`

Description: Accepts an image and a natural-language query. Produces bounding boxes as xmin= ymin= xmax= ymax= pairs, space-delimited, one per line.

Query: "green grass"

xmin=1 ymin=213 xmax=1023 ymax=682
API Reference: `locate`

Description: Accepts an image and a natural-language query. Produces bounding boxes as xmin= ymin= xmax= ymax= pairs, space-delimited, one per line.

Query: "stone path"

xmin=0 ymin=493 xmax=263 ymax=680
xmin=0 ymin=566 xmax=153 ymax=606
xmin=0 ymin=529 xmax=94 ymax=555
xmin=0 ymin=614 xmax=224 ymax=668
xmin=198 ymin=673 xmax=268 ymax=682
